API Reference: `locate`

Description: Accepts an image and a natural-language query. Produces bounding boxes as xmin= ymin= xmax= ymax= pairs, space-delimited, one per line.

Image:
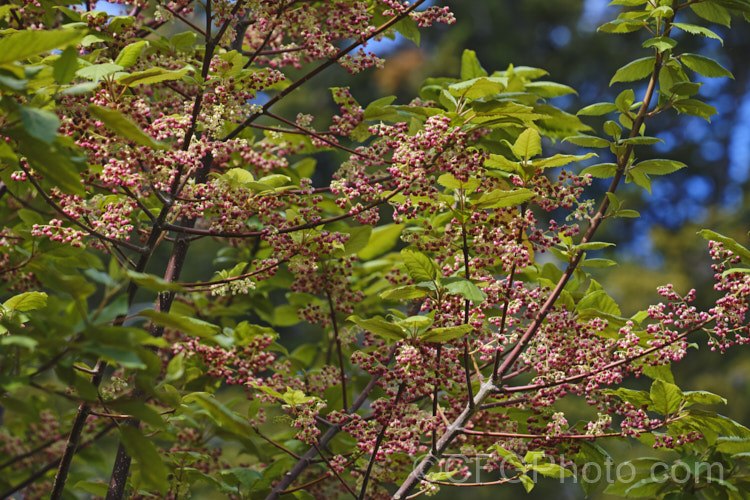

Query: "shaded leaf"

xmin=89 ymin=104 xmax=166 ymax=150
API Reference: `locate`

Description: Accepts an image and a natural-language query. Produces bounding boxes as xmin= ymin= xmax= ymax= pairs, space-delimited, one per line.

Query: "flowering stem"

xmin=224 ymin=0 xmax=427 ymax=141
xmin=394 ymin=42 xmax=668 ymax=500
xmin=264 ymin=345 xmax=397 ymax=500
xmin=358 ymin=382 xmax=406 ymax=500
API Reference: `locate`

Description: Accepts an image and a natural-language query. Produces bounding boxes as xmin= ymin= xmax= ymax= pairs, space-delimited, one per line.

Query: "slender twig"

xmin=500 ymin=319 xmax=709 ymax=394
xmin=358 ymin=383 xmax=406 ymax=500
xmin=163 ymin=186 xmax=402 ymax=238
xmin=264 ymin=110 xmax=391 ymax=164
xmin=313 ymin=442 xmax=358 ymax=499
xmin=18 ymin=163 xmax=147 ymax=254
xmin=326 ymin=290 xmax=348 ymax=409
xmin=425 ymin=474 xmax=522 ymax=488
xmin=162 ymin=4 xmax=206 ymax=37
xmin=253 ymin=428 xmax=301 ymax=459
xmin=0 ymin=438 xmax=59 ymax=472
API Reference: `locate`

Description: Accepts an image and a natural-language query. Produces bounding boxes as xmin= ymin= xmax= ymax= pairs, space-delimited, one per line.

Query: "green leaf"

xmin=698 ymin=230 xmax=750 ymax=263
xmin=642 ymin=36 xmax=678 ymax=52
xmin=680 ymin=53 xmax=734 ymax=79
xmin=642 ymin=363 xmax=675 ymax=384
xmin=3 ymin=291 xmax=47 ymax=312
xmin=615 ymin=89 xmax=635 ymax=112
xmin=75 ymin=63 xmax=124 ymax=81
xmin=533 ymin=152 xmax=597 ymax=169
xmin=118 ymin=67 xmax=189 ymax=87
xmin=334 ymin=226 xmax=371 ymax=256
xmin=72 ymin=481 xmax=109 ymax=497
xmin=137 ymin=309 xmax=220 ymax=337
xmin=460 ymin=49 xmax=488 ymax=80
xmin=402 ymin=248 xmax=440 ymax=283
xmin=0 ymin=28 xmax=84 ymax=65
xmin=358 ymin=224 xmax=403 ymax=260
xmin=53 ymin=46 xmax=79 ymax=84
xmin=649 ymin=379 xmax=683 ymax=415
xmin=443 ymin=278 xmax=487 ymax=303
xmin=672 ymin=22 xmax=724 ymax=45
xmin=394 ymin=16 xmax=420 ymax=45
xmin=577 ymin=102 xmax=617 ymax=116
xmin=530 ymin=462 xmax=573 ymax=478
xmin=691 ymin=2 xmax=732 ymax=28
xmin=473 ymin=188 xmax=534 ymax=209
xmin=631 ymin=159 xmax=686 ymax=175
xmin=619 ymin=136 xmax=663 ymax=145
xmin=484 ymin=154 xmax=518 ymax=172
xmin=420 ymin=325 xmax=474 ymax=343
xmin=380 ymin=285 xmax=430 ymax=301
xmin=524 ymin=81 xmax=577 ymax=98
xmin=511 ymin=128 xmax=542 ymax=160
xmin=171 ymin=31 xmax=197 ymax=49
xmin=520 ymin=474 xmax=535 ymax=493
xmin=669 ymin=81 xmax=702 ymax=97
xmin=581 ymin=163 xmax=617 ymax=178
xmin=603 ymin=120 xmax=622 ymax=140
xmin=183 ymin=393 xmax=253 ymax=436
xmin=347 ymin=315 xmax=407 ymax=341
xmin=398 ymin=315 xmax=433 ymax=330
xmin=221 ymin=468 xmax=263 ymax=490
xmin=580 ymin=258 xmax=617 ymax=268
xmin=18 ymin=106 xmax=60 ymax=144
xmin=577 ymin=289 xmax=621 ymax=316
xmin=437 ymin=173 xmax=480 ymax=193
xmin=84 ymin=345 xmax=146 ymax=369
xmin=598 ymin=19 xmax=644 ymax=33
xmin=683 ymin=390 xmax=727 ymax=406
xmin=624 ymin=477 xmax=670 ymax=497
xmin=610 ymin=56 xmax=656 ymax=85
xmin=673 ymin=98 xmax=717 ymax=121
xmin=563 ymin=135 xmax=611 ymax=148
xmin=88 ymin=104 xmax=166 ymax=150
xmin=119 ymin=426 xmax=169 ymax=495
xmin=282 ymin=388 xmax=314 ymax=406
xmin=576 ymin=241 xmax=615 ymax=251
xmin=606 ymin=387 xmax=652 ymax=408
xmin=626 ymin=168 xmax=652 ymax=193
xmin=716 ymin=437 xmax=750 ymax=454
xmin=608 ymin=0 xmax=649 ymax=5
xmin=448 ymin=77 xmax=505 ymax=100
xmin=124 ymin=270 xmax=186 ymax=292
xmin=615 ymin=209 xmax=640 ymax=218
xmin=114 ymin=40 xmax=148 ymax=68
xmin=425 ymin=471 xmax=460 ymax=482
xmin=0 ymin=335 xmax=38 ymax=350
